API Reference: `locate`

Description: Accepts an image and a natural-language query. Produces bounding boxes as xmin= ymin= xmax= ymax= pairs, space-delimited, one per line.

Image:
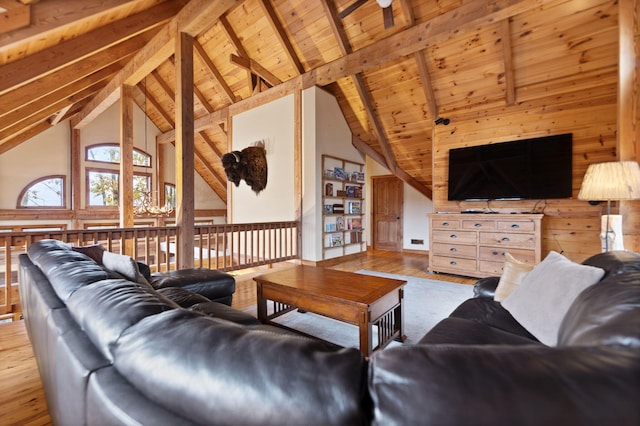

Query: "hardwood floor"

xmin=0 ymin=250 xmax=475 ymax=425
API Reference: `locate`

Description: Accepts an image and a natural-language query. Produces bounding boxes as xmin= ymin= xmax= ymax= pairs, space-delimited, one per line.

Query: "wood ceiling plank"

xmin=0 ymin=1 xmax=181 ymax=95
xmin=0 ymin=35 xmax=146 ymax=117
xmin=257 ymin=0 xmax=305 ymax=75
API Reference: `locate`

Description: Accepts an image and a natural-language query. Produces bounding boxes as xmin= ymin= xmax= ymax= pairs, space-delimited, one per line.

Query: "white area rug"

xmin=243 ymin=270 xmax=473 ymax=349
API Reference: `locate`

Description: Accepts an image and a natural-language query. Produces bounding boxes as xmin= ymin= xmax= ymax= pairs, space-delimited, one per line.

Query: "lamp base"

xmin=600 ymin=214 xmax=624 ymax=252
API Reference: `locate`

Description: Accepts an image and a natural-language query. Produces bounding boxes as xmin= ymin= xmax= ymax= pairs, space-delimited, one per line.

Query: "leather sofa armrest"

xmin=369 ymin=345 xmax=640 ymax=426
xmin=473 ymin=276 xmax=499 ymax=299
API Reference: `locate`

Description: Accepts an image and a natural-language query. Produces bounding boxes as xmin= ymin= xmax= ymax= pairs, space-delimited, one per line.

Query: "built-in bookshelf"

xmin=322 ymin=154 xmax=365 ymax=259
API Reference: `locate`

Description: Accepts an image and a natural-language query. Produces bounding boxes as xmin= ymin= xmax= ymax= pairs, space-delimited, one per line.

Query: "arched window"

xmin=86 ymin=143 xmax=151 ymax=167
xmin=18 ymin=175 xmax=65 ymax=208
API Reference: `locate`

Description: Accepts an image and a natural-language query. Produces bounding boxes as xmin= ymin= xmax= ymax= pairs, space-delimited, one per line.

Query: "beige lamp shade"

xmin=578 ymin=161 xmax=640 ymax=201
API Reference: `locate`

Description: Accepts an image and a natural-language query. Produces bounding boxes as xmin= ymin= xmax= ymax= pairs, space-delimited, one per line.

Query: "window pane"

xmin=20 ymin=177 xmax=64 ymax=207
xmin=89 ymin=171 xmax=119 ymax=206
xmin=164 ymin=184 xmax=176 ymax=208
xmin=133 ymin=175 xmax=150 ymax=206
xmin=133 ymin=150 xmax=151 ymax=167
xmin=87 ymin=144 xmax=150 ymax=167
xmin=87 ymin=146 xmax=120 ymax=163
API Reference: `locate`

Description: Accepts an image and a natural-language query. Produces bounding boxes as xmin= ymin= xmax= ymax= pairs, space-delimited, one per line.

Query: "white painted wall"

xmin=366 ymin=157 xmax=434 ymax=250
xmin=0 ymin=122 xmax=69 ymax=210
xmin=303 ymin=87 xmax=364 ymax=261
xmin=231 ymin=95 xmax=295 ymax=223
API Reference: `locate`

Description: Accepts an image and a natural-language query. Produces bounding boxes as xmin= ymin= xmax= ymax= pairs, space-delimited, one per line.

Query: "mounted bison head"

xmin=221 ymin=143 xmax=267 ymax=194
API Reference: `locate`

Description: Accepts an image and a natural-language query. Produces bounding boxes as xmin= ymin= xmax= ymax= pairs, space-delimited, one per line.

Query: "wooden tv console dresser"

xmin=428 ymin=213 xmax=543 ymax=278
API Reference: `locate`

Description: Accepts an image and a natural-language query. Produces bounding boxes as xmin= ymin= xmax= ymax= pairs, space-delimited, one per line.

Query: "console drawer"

xmin=431 ymin=255 xmax=477 ymax=272
xmin=432 ymin=230 xmax=477 ymax=245
xmin=461 ymin=220 xmax=496 ymax=230
xmin=497 ymin=220 xmax=536 ymax=232
xmin=479 ymin=232 xmax=535 ymax=248
xmin=478 ymin=247 xmax=537 ymax=264
xmin=432 ymin=242 xmax=477 ymax=258
xmin=431 ymin=219 xmax=460 ymax=229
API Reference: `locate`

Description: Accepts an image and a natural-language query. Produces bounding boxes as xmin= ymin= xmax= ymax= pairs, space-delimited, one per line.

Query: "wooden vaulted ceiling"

xmin=0 ymin=0 xmax=621 ymax=202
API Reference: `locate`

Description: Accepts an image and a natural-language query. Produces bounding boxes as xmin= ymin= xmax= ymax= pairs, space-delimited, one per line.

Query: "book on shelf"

xmin=324 ymin=169 xmax=335 ymax=179
xmin=325 ymin=182 xmax=333 ymax=196
xmin=333 ymin=167 xmax=346 ymax=180
xmin=336 ymin=216 xmax=344 ymax=231
xmin=351 ymin=171 xmax=365 ymax=183
xmin=332 ymin=203 xmax=345 ymax=213
xmin=348 ymin=201 xmax=361 ymax=214
xmin=323 ymin=204 xmax=333 ymax=214
xmin=347 ymin=217 xmax=362 ymax=230
xmin=325 ymin=223 xmax=336 ymax=232
xmin=345 ymin=185 xmax=357 ymax=198
xmin=330 ymin=233 xmax=343 ymax=247
xmin=350 ymin=231 xmax=363 ymax=243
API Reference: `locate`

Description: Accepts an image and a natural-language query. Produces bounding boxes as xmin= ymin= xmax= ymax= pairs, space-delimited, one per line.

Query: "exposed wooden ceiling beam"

xmin=157 ymin=108 xmax=229 ymax=145
xmin=257 ymin=0 xmax=305 ymax=75
xmin=72 ymin=0 xmax=240 ymax=129
xmin=321 ymin=0 xmax=399 ymax=174
xmin=230 ymin=54 xmax=282 ymax=87
xmin=0 ymin=0 xmax=152 ymax=49
xmin=0 ymin=60 xmax=123 ymax=132
xmin=194 ymin=39 xmax=238 ymax=104
xmin=402 ymin=0 xmax=438 ymax=121
xmin=0 ymin=1 xmax=180 ymax=95
xmin=49 ymin=105 xmax=74 ymax=126
xmin=500 ymin=19 xmax=516 ymax=106
xmin=218 ymin=14 xmax=253 ymax=89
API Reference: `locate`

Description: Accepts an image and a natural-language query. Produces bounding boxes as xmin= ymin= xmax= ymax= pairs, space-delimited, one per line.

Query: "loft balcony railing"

xmin=0 ymin=221 xmax=299 ymax=320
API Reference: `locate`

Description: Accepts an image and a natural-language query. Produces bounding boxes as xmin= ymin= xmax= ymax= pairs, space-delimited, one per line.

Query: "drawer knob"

xmin=442 ymin=222 xmax=450 ymax=226
xmin=501 ymin=237 xmax=510 ymax=242
xmin=511 ymin=224 xmax=520 ymax=229
xmin=474 ymin=223 xmax=482 ymax=227
xmin=450 ymin=234 xmax=457 ymax=239
xmin=450 ymin=247 xmax=457 ymax=252
xmin=450 ymin=261 xmax=457 ymax=265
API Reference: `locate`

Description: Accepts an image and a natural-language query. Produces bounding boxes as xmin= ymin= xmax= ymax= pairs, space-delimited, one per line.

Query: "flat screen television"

xmin=447 ymin=133 xmax=572 ymax=201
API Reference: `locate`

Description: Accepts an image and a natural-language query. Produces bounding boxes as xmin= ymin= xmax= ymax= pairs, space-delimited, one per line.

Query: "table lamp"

xmin=577 ymin=161 xmax=640 ymax=251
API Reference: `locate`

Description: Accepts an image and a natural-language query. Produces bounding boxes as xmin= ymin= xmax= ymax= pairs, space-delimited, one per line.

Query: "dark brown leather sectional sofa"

xmin=19 ymin=239 xmax=640 ymax=425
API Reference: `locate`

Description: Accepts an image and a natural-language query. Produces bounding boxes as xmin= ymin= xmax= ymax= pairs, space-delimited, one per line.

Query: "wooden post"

xmin=120 ymin=84 xmax=135 ymax=254
xmin=618 ymin=0 xmax=639 ymax=252
xmin=175 ymin=32 xmax=195 ymax=269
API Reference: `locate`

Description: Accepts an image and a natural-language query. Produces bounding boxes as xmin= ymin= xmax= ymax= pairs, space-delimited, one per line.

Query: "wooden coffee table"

xmin=253 ymin=265 xmax=406 ymax=356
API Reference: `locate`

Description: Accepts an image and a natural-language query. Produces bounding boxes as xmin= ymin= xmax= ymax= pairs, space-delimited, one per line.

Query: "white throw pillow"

xmin=102 ymin=251 xmax=149 ymax=285
xmin=501 ymin=251 xmax=604 ymax=346
xmin=494 ymin=252 xmax=534 ymax=302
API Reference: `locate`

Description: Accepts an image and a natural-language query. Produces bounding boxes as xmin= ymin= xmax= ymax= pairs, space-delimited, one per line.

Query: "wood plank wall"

xmin=430 ymin=0 xmax=640 ymax=263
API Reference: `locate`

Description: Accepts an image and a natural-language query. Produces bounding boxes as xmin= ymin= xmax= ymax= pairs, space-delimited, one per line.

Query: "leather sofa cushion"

xmin=369 ymin=345 xmax=640 ymax=426
xmin=419 ymin=317 xmax=540 ymax=346
xmin=149 ymin=268 xmax=235 ymax=301
xmin=449 ymin=298 xmax=538 ymax=340
xmin=156 ymin=287 xmax=211 ymax=307
xmin=190 ymin=301 xmax=262 ymax=325
xmin=113 ymin=309 xmax=368 ymax=426
xmin=67 ymin=279 xmax=178 ymax=362
xmin=558 ymin=270 xmax=640 ymax=348
xmin=582 ymin=250 xmax=640 ymax=279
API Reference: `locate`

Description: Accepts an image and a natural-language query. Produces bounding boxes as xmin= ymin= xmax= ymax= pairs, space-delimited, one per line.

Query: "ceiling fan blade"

xmin=339 ymin=0 xmax=368 ymax=19
xmin=382 ymin=4 xmax=394 ymax=29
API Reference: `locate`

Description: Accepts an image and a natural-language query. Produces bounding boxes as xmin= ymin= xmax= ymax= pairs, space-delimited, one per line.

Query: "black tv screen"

xmin=447 ymin=133 xmax=572 ymax=201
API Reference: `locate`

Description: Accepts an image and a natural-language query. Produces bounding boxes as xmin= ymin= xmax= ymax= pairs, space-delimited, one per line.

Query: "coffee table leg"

xmin=395 ymin=287 xmax=406 ymax=342
xmin=256 ymin=281 xmax=267 ymax=322
xmin=358 ymin=311 xmax=372 ymax=357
